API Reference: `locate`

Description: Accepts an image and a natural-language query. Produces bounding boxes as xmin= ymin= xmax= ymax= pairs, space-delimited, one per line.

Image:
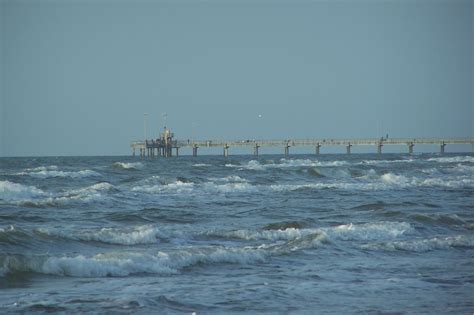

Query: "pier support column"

xmin=132 ymin=148 xmax=135 ymax=157
xmin=284 ymin=145 xmax=290 ymax=157
xmin=315 ymin=143 xmax=321 ymax=155
xmin=223 ymin=144 xmax=229 ymax=157
xmin=408 ymin=143 xmax=414 ymax=154
xmin=253 ymin=144 xmax=260 ymax=156
xmin=175 ymin=147 xmax=179 ymax=157
xmin=377 ymin=142 xmax=383 ymax=154
xmin=346 ymin=143 xmax=352 ymax=155
xmin=440 ymin=142 xmax=446 ymax=154
xmin=192 ymin=145 xmax=198 ymax=157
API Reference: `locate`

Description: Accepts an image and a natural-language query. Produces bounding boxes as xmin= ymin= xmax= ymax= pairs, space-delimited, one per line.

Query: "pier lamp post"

xmin=192 ymin=122 xmax=197 ymax=144
xmin=162 ymin=113 xmax=168 ymax=129
xmin=144 ymin=113 xmax=148 ymax=141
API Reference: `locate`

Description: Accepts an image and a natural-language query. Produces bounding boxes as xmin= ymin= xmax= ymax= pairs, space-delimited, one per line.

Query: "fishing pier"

xmin=131 ymin=129 xmax=473 ymax=157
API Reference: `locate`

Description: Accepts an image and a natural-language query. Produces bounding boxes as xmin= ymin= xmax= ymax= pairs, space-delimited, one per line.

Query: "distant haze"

xmin=1 ymin=0 xmax=472 ymax=156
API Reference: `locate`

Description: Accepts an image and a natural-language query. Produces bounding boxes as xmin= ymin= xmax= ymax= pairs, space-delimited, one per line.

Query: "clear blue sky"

xmin=1 ymin=0 xmax=472 ymax=156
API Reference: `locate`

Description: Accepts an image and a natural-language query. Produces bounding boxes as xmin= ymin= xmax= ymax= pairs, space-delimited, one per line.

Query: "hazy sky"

xmin=1 ymin=0 xmax=472 ymax=156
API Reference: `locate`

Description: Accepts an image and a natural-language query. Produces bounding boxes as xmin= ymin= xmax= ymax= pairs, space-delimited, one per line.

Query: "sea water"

xmin=0 ymin=153 xmax=473 ymax=313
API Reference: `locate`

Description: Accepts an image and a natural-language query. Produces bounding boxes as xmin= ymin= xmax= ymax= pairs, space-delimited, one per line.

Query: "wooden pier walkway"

xmin=131 ymin=137 xmax=474 ymax=157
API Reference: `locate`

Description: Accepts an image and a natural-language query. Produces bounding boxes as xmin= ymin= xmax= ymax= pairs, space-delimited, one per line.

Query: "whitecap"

xmin=0 ymin=180 xmax=46 ymax=201
xmin=0 ymin=247 xmax=267 ymax=277
xmin=363 ymin=235 xmax=474 ymax=252
xmin=427 ymin=156 xmax=474 ymax=163
xmin=380 ymin=173 xmax=410 ymax=186
xmin=18 ymin=169 xmax=101 ymax=179
xmin=132 ymin=181 xmax=195 ymax=194
xmin=203 ymin=182 xmax=257 ymax=193
xmin=25 ymin=165 xmax=58 ymax=172
xmin=38 ymin=225 xmax=173 ymax=245
xmin=112 ymin=162 xmax=144 ymax=170
xmin=204 ymin=221 xmax=412 ymax=243
xmin=227 ymin=159 xmax=349 ymax=171
xmin=208 ymin=175 xmax=248 ymax=183
xmin=326 ymin=221 xmax=412 ymax=241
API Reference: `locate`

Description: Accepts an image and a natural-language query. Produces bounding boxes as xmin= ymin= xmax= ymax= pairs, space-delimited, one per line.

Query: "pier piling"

xmin=440 ymin=142 xmax=446 ymax=154
xmin=315 ymin=143 xmax=321 ymax=155
xmin=346 ymin=143 xmax=352 ymax=155
xmin=253 ymin=144 xmax=260 ymax=156
xmin=408 ymin=143 xmax=414 ymax=154
xmin=284 ymin=144 xmax=290 ymax=157
xmin=224 ymin=144 xmax=229 ymax=157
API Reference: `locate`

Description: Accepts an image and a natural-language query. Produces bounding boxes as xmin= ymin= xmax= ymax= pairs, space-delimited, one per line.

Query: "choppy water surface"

xmin=1 ymin=153 xmax=473 ymax=313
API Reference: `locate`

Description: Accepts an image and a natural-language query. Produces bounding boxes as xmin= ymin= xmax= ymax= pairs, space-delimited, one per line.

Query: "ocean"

xmin=1 ymin=153 xmax=473 ymax=314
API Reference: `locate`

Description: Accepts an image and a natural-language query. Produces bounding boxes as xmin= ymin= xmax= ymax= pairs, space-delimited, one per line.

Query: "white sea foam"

xmin=113 ymin=162 xmax=144 ymax=170
xmin=132 ymin=179 xmax=259 ymax=194
xmin=193 ymin=163 xmax=211 ymax=167
xmin=209 ymin=175 xmax=248 ymax=183
xmin=25 ymin=165 xmax=59 ymax=172
xmin=34 ymin=182 xmax=115 ymax=205
xmin=278 ymin=159 xmax=348 ymax=168
xmin=269 ymin=182 xmax=383 ymax=192
xmin=326 ymin=222 xmax=412 ymax=241
xmin=427 ymin=156 xmax=474 ymax=163
xmin=225 ymin=159 xmax=348 ymax=171
xmin=205 ymin=222 xmax=412 ymax=243
xmin=203 ymin=182 xmax=258 ymax=193
xmin=38 ymin=225 xmax=172 ymax=245
xmin=363 ymin=235 xmax=474 ymax=252
xmin=0 ymin=181 xmax=46 ymax=201
xmin=316 ymin=167 xmax=352 ymax=178
xmin=205 ymin=228 xmax=311 ymax=241
xmin=132 ymin=181 xmax=195 ymax=194
xmin=359 ymin=159 xmax=415 ymax=165
xmin=18 ymin=169 xmax=101 ymax=179
xmin=380 ymin=173 xmax=410 ymax=186
xmin=60 ymin=182 xmax=115 ymax=201
xmin=1 ymin=246 xmax=267 ymax=277
xmin=450 ymin=164 xmax=474 ymax=174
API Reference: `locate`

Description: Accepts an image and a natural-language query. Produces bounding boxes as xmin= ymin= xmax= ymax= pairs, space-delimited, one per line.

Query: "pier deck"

xmin=131 ymin=137 xmax=473 ymax=157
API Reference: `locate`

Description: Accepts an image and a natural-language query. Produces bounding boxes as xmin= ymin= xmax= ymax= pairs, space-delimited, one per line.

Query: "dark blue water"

xmin=1 ymin=153 xmax=473 ymax=313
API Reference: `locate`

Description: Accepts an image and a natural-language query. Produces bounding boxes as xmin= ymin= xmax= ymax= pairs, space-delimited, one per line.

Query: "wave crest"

xmin=0 ymin=181 xmax=46 ymax=201
xmin=112 ymin=162 xmax=144 ymax=170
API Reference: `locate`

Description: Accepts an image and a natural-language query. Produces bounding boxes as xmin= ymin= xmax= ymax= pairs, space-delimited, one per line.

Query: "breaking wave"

xmin=17 ymin=169 xmax=101 ymax=179
xmin=132 ymin=181 xmax=195 ymax=194
xmin=3 ymin=182 xmax=116 ymax=207
xmin=0 ymin=247 xmax=267 ymax=277
xmin=37 ymin=225 xmax=176 ymax=245
xmin=427 ymin=156 xmax=474 ymax=163
xmin=0 ymin=181 xmax=46 ymax=201
xmin=204 ymin=222 xmax=412 ymax=243
xmin=226 ymin=159 xmax=348 ymax=170
xmin=112 ymin=162 xmax=144 ymax=170
xmin=363 ymin=235 xmax=474 ymax=252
